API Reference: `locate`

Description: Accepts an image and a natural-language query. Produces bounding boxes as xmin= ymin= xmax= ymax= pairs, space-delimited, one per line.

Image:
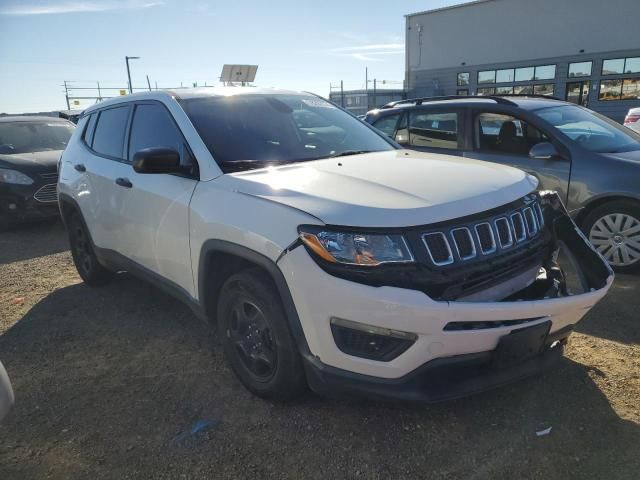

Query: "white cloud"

xmin=0 ymin=0 xmax=163 ymax=15
xmin=328 ymin=43 xmax=404 ymax=62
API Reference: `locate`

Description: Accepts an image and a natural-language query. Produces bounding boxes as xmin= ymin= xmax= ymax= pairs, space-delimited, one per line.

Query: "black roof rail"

xmin=380 ymin=93 xmax=565 ymax=110
xmin=381 ymin=95 xmax=517 ymax=109
xmin=492 ymin=93 xmax=563 ymax=101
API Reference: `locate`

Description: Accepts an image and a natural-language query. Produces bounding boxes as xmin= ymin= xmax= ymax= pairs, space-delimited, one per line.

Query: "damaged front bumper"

xmin=277 ymin=191 xmax=613 ymax=400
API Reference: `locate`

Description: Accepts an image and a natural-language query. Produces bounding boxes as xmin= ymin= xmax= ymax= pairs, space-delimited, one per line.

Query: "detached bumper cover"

xmin=304 ymin=326 xmax=572 ymax=402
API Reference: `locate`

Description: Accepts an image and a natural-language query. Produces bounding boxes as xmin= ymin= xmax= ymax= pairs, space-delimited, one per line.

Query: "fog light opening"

xmin=330 ymin=317 xmax=417 ymax=362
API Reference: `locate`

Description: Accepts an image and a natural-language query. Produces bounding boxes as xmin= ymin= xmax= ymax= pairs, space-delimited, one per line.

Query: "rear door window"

xmin=409 ymin=110 xmax=459 ymax=149
xmin=83 ymin=113 xmax=98 ymax=147
xmin=92 ymin=105 xmax=130 ymax=159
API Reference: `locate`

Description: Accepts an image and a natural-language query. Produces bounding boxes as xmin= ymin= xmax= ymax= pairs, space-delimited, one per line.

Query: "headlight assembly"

xmin=0 ymin=168 xmax=34 ymax=185
xmin=298 ymin=225 xmax=414 ymax=266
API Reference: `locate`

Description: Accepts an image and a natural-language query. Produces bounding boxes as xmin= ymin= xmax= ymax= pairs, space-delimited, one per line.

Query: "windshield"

xmin=180 ymin=93 xmax=395 ymax=172
xmin=0 ymin=121 xmax=75 ymax=154
xmin=534 ymin=105 xmax=640 ymax=153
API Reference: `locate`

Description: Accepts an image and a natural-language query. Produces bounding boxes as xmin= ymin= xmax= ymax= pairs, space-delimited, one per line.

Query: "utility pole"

xmin=365 ymin=67 xmax=369 ymax=110
xmin=373 ymin=78 xmax=377 ymax=109
xmin=125 ymin=56 xmax=140 ymax=94
xmin=97 ymin=81 xmax=102 ymax=102
xmin=146 ymin=75 xmax=152 ymax=91
xmin=63 ymin=81 xmax=70 ymax=110
xmin=340 ymin=80 xmax=344 ymax=107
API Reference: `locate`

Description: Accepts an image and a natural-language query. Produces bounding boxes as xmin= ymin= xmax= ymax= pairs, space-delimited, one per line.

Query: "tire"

xmin=582 ymin=200 xmax=640 ymax=273
xmin=217 ymin=268 xmax=306 ymax=400
xmin=67 ymin=212 xmax=114 ymax=286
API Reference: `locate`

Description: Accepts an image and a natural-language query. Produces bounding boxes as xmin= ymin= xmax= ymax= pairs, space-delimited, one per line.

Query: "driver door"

xmin=463 ymin=109 xmax=571 ymax=204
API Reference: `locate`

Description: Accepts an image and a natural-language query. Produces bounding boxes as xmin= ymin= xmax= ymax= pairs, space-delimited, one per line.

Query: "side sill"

xmin=93 ymin=246 xmax=207 ymax=322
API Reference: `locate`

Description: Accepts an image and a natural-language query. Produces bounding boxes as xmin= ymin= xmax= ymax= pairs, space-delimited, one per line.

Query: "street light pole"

xmin=125 ymin=56 xmax=140 ymax=94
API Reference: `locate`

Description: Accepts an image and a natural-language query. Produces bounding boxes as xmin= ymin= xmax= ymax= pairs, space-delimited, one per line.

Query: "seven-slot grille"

xmin=422 ymin=198 xmax=545 ymax=267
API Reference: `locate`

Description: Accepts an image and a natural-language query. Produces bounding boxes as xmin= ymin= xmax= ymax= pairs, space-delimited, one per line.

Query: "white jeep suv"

xmin=58 ymin=88 xmax=613 ymax=401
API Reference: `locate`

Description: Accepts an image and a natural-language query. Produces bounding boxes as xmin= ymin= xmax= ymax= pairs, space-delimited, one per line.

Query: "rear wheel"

xmin=217 ymin=268 xmax=306 ymax=400
xmin=583 ymin=200 xmax=640 ymax=273
xmin=68 ymin=212 xmax=114 ymax=285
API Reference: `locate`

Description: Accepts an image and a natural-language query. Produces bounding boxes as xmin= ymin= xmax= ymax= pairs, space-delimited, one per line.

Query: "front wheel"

xmin=217 ymin=269 xmax=306 ymax=400
xmin=67 ymin=212 xmax=114 ymax=286
xmin=583 ymin=200 xmax=640 ymax=273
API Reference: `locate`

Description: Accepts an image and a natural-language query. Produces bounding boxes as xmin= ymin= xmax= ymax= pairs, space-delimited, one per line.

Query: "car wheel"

xmin=583 ymin=200 xmax=640 ymax=273
xmin=217 ymin=268 xmax=306 ymax=400
xmin=68 ymin=212 xmax=114 ymax=285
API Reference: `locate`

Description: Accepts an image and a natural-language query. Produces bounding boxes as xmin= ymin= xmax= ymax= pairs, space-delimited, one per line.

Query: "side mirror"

xmin=132 ymin=147 xmax=181 ymax=174
xmin=529 ymin=142 xmax=559 ymax=160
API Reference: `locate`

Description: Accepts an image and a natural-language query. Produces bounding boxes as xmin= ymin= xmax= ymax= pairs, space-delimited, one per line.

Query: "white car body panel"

xmin=228 ymin=150 xmax=538 ymax=227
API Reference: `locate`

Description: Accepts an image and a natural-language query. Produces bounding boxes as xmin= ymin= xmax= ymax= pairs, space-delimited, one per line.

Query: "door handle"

xmin=74 ymin=164 xmax=86 ymax=172
xmin=115 ymin=177 xmax=133 ymax=188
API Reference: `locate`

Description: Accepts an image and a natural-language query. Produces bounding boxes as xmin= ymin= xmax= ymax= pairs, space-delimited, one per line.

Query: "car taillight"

xmin=624 ymin=114 xmax=640 ymax=124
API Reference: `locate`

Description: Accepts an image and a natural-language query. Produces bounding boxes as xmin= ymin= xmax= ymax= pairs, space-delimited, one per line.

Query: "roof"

xmin=0 ymin=115 xmax=71 ymax=123
xmin=406 ymin=0 xmax=496 ymax=17
xmin=82 ymin=87 xmax=307 ymax=115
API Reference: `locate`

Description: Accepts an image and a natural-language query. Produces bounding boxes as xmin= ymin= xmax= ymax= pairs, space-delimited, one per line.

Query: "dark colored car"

xmin=0 ymin=116 xmax=75 ymax=227
xmin=365 ymin=95 xmax=640 ymax=272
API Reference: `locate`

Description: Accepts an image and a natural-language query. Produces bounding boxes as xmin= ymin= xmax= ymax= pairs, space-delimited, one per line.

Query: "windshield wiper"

xmin=330 ymin=150 xmax=374 ymax=158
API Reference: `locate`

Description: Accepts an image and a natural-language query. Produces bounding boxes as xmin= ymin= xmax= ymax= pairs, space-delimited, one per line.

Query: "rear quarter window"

xmin=92 ymin=106 xmax=130 ymax=159
xmin=83 ymin=113 xmax=98 ymax=147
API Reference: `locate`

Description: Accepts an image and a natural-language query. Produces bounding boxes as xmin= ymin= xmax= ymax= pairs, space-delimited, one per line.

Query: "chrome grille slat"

xmin=33 ymin=183 xmax=58 ymax=203
xmin=422 ymin=198 xmax=544 ymax=267
xmin=535 ymin=203 xmax=545 ymax=227
xmin=523 ymin=207 xmax=538 ymax=237
xmin=510 ymin=212 xmax=527 ymax=243
xmin=495 ymin=217 xmax=514 ymax=248
xmin=474 ymin=222 xmax=497 ymax=254
xmin=451 ymin=227 xmax=476 ymax=260
xmin=422 ymin=232 xmax=454 ymax=266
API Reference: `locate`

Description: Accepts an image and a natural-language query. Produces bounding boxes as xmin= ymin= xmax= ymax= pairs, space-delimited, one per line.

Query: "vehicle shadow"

xmin=0 ymin=275 xmax=638 ymax=479
xmin=574 ymin=273 xmax=639 ymax=345
xmin=0 ymin=219 xmax=69 ymax=265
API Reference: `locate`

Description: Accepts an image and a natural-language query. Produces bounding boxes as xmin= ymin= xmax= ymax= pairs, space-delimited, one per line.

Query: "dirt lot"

xmin=0 ymin=221 xmax=639 ymax=479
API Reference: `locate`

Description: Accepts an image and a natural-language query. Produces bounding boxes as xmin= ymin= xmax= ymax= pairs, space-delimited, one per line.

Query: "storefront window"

xmin=568 ymin=61 xmax=592 ymax=78
xmin=599 ymin=79 xmax=623 ymax=101
xmin=478 ymin=71 xmax=496 ymax=84
xmin=457 ymin=72 xmax=470 ymax=86
xmin=602 ymin=58 xmax=625 ymax=75
xmin=534 ymin=65 xmax=556 ymax=80
xmin=496 ymin=69 xmax=514 ymax=83
xmin=515 ymin=66 xmax=535 ymax=82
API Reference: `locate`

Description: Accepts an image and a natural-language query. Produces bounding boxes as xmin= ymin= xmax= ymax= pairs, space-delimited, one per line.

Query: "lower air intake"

xmin=331 ymin=323 xmax=416 ymax=362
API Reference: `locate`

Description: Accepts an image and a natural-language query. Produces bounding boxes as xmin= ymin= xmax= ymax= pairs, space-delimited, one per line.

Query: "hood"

xmin=0 ymin=150 xmax=62 ymax=172
xmin=220 ymin=150 xmax=538 ymax=228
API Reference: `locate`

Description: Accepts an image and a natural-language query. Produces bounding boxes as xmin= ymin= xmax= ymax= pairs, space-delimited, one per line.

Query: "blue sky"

xmin=0 ymin=0 xmax=459 ymax=113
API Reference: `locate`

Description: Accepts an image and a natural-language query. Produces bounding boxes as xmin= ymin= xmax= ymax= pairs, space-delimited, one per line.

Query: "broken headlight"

xmin=298 ymin=226 xmax=414 ymax=266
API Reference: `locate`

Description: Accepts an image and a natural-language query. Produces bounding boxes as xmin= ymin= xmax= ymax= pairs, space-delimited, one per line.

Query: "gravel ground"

xmin=0 ymin=220 xmax=639 ymax=479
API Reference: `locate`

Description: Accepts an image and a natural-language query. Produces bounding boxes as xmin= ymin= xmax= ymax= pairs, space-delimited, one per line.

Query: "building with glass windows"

xmin=405 ymin=0 xmax=640 ymax=122
xmin=329 ymin=89 xmax=405 ymax=116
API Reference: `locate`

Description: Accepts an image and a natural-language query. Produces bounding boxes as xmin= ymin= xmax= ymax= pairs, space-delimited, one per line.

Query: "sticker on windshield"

xmin=302 ymin=98 xmax=336 ymax=109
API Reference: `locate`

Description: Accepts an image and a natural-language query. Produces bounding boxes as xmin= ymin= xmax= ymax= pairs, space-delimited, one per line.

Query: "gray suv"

xmin=365 ymin=96 xmax=640 ymax=272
